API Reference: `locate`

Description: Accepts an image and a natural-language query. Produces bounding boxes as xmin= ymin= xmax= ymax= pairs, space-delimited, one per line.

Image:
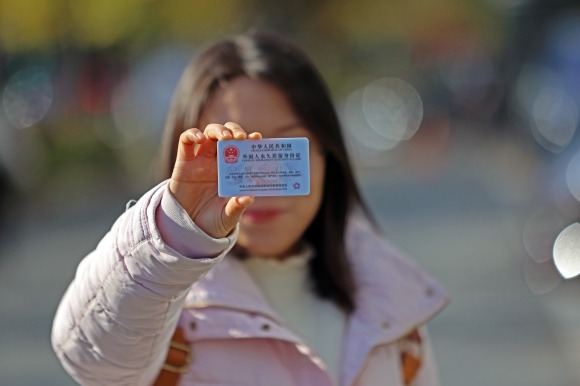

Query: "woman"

xmin=52 ymin=32 xmax=449 ymax=386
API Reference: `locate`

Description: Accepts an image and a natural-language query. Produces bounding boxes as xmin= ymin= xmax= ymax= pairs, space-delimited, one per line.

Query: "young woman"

xmin=52 ymin=32 xmax=449 ymax=386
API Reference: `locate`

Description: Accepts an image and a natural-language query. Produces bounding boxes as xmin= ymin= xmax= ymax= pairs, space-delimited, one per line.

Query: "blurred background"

xmin=1 ymin=0 xmax=580 ymax=385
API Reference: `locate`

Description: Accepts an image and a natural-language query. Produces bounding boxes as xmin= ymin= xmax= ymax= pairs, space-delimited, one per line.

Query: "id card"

xmin=217 ymin=138 xmax=310 ymax=197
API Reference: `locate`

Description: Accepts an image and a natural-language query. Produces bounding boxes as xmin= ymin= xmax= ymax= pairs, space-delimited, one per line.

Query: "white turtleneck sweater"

xmin=241 ymin=248 xmax=347 ymax=385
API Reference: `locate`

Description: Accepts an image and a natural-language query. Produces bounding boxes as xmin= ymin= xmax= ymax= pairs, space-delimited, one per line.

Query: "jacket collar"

xmin=184 ymin=217 xmax=450 ymax=385
xmin=184 ymin=255 xmax=282 ymax=323
xmin=184 ymin=216 xmax=449 ymax=333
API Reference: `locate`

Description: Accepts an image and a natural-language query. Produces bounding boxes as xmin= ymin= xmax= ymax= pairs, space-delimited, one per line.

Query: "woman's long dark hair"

xmin=159 ymin=32 xmax=369 ymax=313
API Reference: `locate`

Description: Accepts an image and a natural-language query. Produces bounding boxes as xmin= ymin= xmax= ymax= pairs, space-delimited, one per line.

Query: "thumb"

xmin=222 ymin=196 xmax=254 ymax=231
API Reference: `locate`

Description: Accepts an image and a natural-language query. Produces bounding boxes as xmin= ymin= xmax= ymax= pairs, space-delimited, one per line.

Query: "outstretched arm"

xmin=52 ymin=123 xmax=260 ymax=385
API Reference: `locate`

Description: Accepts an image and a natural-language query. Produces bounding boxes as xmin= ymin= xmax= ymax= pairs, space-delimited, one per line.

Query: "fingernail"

xmin=195 ymin=132 xmax=204 ymax=139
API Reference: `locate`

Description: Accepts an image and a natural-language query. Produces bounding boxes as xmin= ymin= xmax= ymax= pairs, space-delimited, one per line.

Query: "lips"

xmin=242 ymin=208 xmax=284 ymax=223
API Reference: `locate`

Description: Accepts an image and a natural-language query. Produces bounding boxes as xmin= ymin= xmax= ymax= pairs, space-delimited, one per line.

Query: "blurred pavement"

xmin=1 ymin=132 xmax=579 ymax=386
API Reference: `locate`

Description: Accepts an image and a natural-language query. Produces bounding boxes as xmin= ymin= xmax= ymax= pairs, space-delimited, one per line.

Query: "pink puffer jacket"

xmin=52 ymin=182 xmax=449 ymax=386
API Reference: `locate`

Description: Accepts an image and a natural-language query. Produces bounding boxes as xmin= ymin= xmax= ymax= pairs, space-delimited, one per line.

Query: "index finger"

xmin=204 ymin=123 xmax=233 ymax=141
xmin=224 ymin=122 xmax=248 ymax=140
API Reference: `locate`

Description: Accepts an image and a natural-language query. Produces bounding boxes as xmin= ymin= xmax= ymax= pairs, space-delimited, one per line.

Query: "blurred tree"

xmin=68 ymin=0 xmax=146 ymax=48
xmin=154 ymin=0 xmax=249 ymax=43
xmin=0 ymin=0 xmax=64 ymax=52
xmin=0 ymin=0 xmax=508 ymax=198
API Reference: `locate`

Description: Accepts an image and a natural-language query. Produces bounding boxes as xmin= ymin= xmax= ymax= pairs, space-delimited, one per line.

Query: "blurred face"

xmin=199 ymin=76 xmax=326 ymax=259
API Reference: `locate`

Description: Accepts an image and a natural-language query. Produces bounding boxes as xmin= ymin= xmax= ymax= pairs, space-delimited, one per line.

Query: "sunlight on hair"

xmin=2 ymin=66 xmax=53 ymax=129
xmin=362 ymin=77 xmax=423 ymax=142
xmin=235 ymin=35 xmax=268 ymax=76
xmin=553 ymin=222 xmax=580 ymax=279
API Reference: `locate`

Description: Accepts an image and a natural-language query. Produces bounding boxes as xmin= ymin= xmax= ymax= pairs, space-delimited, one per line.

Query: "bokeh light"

xmin=523 ymin=258 xmax=562 ymax=295
xmin=362 ymin=77 xmax=423 ymax=142
xmin=565 ymin=151 xmax=580 ymax=203
xmin=2 ymin=66 xmax=53 ymax=129
xmin=530 ymin=85 xmax=578 ymax=151
xmin=342 ymin=77 xmax=423 ymax=156
xmin=523 ymin=208 xmax=567 ymax=264
xmin=553 ymin=222 xmax=580 ymax=279
xmin=514 ymin=64 xmax=579 ymax=153
xmin=342 ymin=87 xmax=400 ymax=153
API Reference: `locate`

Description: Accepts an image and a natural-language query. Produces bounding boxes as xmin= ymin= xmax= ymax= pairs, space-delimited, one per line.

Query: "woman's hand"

xmin=169 ymin=122 xmax=262 ymax=239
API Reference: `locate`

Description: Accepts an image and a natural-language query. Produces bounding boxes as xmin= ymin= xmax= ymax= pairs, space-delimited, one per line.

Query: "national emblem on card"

xmin=224 ymin=145 xmax=239 ymax=163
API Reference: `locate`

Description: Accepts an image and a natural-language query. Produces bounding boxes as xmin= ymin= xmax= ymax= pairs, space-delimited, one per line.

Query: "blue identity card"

xmin=217 ymin=138 xmax=310 ymax=197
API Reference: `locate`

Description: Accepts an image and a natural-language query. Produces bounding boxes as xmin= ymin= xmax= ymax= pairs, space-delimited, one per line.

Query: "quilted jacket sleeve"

xmin=51 ymin=181 xmax=237 ymax=385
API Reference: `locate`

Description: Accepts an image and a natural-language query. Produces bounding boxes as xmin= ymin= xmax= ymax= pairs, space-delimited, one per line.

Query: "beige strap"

xmin=400 ymin=329 xmax=423 ymax=385
xmin=152 ymin=328 xmax=191 ymax=386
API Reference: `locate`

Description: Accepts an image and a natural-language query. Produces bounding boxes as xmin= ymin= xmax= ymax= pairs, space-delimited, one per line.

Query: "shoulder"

xmin=346 ymin=215 xmax=449 ymax=330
